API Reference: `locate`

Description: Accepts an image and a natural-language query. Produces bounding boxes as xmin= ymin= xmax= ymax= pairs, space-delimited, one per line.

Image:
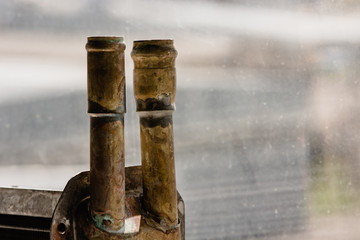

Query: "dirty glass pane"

xmin=1 ymin=0 xmax=360 ymax=239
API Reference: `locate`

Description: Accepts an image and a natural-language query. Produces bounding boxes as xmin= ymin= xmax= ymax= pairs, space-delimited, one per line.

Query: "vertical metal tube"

xmin=86 ymin=36 xmax=126 ymax=232
xmin=131 ymin=40 xmax=178 ymax=230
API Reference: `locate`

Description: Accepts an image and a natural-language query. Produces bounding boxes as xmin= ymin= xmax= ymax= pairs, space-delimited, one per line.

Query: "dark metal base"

xmin=0 ymin=188 xmax=62 ymax=240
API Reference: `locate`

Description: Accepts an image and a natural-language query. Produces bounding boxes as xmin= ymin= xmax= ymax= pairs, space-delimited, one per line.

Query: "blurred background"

xmin=1 ymin=0 xmax=360 ymax=239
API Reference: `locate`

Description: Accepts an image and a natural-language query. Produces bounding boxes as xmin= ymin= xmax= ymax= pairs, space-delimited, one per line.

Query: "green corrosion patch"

xmin=109 ymin=38 xmax=124 ymax=43
xmin=92 ymin=214 xmax=126 ymax=233
xmin=93 ymin=214 xmax=114 ymax=229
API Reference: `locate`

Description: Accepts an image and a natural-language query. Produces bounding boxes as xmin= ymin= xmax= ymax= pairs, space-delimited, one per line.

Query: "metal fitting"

xmin=50 ymin=37 xmax=184 ymax=240
xmin=86 ymin=36 xmax=126 ymax=232
xmin=132 ymin=39 xmax=179 ymax=230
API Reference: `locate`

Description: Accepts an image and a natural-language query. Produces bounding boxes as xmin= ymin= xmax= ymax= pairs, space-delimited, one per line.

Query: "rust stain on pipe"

xmin=86 ymin=36 xmax=126 ymax=232
xmin=131 ymin=39 xmax=178 ymax=230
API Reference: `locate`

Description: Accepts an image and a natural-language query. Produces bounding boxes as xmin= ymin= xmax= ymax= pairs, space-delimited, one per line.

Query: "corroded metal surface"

xmin=50 ymin=37 xmax=184 ymax=240
xmin=131 ymin=40 xmax=179 ymax=230
xmin=50 ymin=167 xmax=184 ymax=240
xmin=86 ymin=36 xmax=126 ymax=114
xmin=86 ymin=36 xmax=126 ymax=232
xmin=50 ymin=171 xmax=90 ymax=240
xmin=0 ymin=188 xmax=60 ymax=218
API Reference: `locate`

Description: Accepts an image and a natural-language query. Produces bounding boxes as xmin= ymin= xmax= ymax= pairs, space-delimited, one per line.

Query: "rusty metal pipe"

xmin=131 ymin=39 xmax=178 ymax=230
xmin=86 ymin=36 xmax=126 ymax=233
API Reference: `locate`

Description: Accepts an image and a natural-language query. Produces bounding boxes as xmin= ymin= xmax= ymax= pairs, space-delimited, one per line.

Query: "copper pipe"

xmin=86 ymin=36 xmax=126 ymax=232
xmin=131 ymin=39 xmax=178 ymax=230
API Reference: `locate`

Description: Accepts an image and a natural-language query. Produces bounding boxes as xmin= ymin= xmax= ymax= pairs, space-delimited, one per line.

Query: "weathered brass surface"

xmin=86 ymin=36 xmax=126 ymax=232
xmin=50 ymin=37 xmax=184 ymax=240
xmin=50 ymin=167 xmax=185 ymax=240
xmin=87 ymin=36 xmax=126 ymax=114
xmin=78 ymin=167 xmax=183 ymax=240
xmin=132 ymin=40 xmax=178 ymax=230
